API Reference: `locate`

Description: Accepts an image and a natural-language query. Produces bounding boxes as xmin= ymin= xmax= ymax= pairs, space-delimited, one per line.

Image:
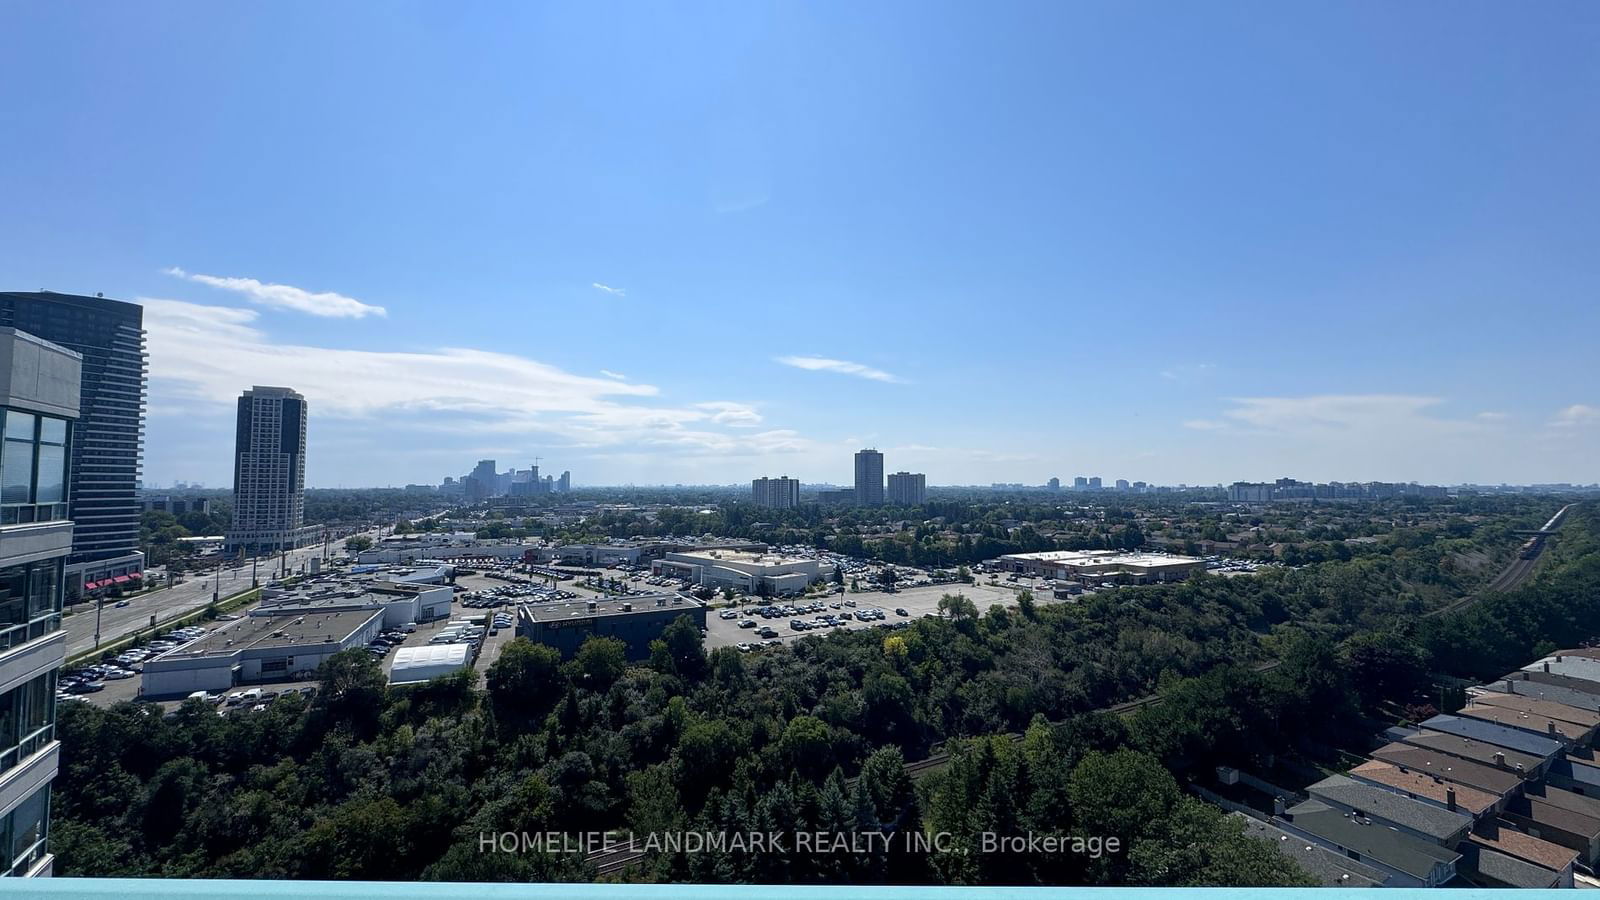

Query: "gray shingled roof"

xmin=1235 ymin=813 xmax=1386 ymax=887
xmin=1472 ymin=847 xmax=1562 ymax=888
xmin=1421 ymin=714 xmax=1565 ymax=758
xmin=1481 ymin=678 xmax=1600 ymax=712
xmin=1283 ymin=800 xmax=1461 ymax=880
xmin=1305 ymin=774 xmax=1473 ymax=841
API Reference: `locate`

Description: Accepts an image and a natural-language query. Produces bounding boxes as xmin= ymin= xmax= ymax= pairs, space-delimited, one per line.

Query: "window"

xmin=1 ymin=783 xmax=49 ymax=876
xmin=0 ymin=561 xmax=62 ymax=652
xmin=0 ymin=409 xmax=70 ymax=523
xmin=0 ymin=670 xmax=55 ymax=777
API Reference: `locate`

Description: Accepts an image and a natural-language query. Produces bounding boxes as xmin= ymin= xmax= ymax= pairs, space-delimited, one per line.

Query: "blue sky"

xmin=2 ymin=2 xmax=1596 ymax=487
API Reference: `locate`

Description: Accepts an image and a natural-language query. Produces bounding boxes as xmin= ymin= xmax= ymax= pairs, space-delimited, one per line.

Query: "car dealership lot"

xmin=702 ymin=580 xmax=1044 ymax=651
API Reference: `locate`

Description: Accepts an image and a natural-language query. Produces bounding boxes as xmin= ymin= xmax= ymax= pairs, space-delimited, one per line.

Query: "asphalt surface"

xmin=63 ymin=529 xmax=377 ymax=657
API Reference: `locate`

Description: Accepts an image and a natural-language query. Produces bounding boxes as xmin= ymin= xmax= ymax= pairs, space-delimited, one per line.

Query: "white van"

xmin=188 ymin=690 xmax=211 ymax=702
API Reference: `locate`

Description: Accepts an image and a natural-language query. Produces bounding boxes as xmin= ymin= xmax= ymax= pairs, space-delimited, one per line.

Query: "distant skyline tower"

xmin=226 ymin=386 xmax=315 ymax=553
xmin=1073 ymin=476 xmax=1088 ymax=491
xmin=557 ymin=470 xmax=571 ymax=492
xmin=854 ymin=448 xmax=884 ymax=505
xmin=1048 ymin=476 xmax=1060 ymax=491
xmin=1088 ymin=476 xmax=1102 ymax=490
xmin=752 ymin=475 xmax=800 ymax=509
xmin=887 ymin=471 xmax=926 ymax=505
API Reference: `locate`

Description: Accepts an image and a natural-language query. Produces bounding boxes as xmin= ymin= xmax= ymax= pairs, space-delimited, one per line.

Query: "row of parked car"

xmin=59 ymin=625 xmax=212 ymax=700
xmin=365 ymin=627 xmax=414 ymax=658
xmin=212 ymin=685 xmax=317 ymax=713
xmin=461 ymin=584 xmax=576 ymax=607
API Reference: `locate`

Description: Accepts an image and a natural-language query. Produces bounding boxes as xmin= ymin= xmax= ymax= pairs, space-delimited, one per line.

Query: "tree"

xmin=344 ymin=535 xmax=374 ymax=553
xmin=778 ymin=715 xmax=833 ymax=777
xmin=312 ymin=650 xmax=388 ymax=740
xmin=937 ymin=593 xmax=978 ymax=621
xmin=654 ymin=615 xmax=708 ymax=681
xmin=573 ymin=636 xmax=628 ymax=689
xmin=485 ymin=638 xmax=565 ymax=722
xmin=1068 ymin=750 xmax=1180 ymax=847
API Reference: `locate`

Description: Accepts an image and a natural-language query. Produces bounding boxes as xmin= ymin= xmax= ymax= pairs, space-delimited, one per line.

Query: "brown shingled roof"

xmin=1470 ymin=823 xmax=1579 ymax=872
xmin=1348 ymin=760 xmax=1498 ymax=817
xmin=1470 ymin=692 xmax=1600 ymax=728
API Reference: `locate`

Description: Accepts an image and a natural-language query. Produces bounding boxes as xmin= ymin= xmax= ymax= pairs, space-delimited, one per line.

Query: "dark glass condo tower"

xmin=0 ymin=292 xmax=147 ymax=601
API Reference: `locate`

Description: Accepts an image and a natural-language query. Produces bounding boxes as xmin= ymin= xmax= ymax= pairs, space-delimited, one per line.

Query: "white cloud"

xmin=164 ymin=267 xmax=386 ymax=318
xmin=695 ymin=401 xmax=763 ymax=428
xmin=1211 ymin=395 xmax=1478 ymax=436
xmin=599 ymin=370 xmax=627 ymax=380
xmin=139 ymin=298 xmax=814 ymax=461
xmin=775 ymin=356 xmax=905 ymax=383
xmin=1183 ymin=419 xmax=1227 ymax=431
xmin=1551 ymin=404 xmax=1600 ymax=428
xmin=1476 ymin=411 xmax=1509 ymax=422
xmin=592 ymin=282 xmax=626 ymax=298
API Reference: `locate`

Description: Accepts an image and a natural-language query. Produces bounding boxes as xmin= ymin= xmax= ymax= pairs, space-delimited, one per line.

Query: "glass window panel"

xmin=38 ymin=417 xmax=65 ymax=445
xmin=2 ymin=412 xmax=34 ymax=442
xmin=0 ymin=440 xmax=33 ymax=504
xmin=8 ymin=784 xmax=46 ymax=864
xmin=0 ymin=566 xmax=23 ymax=629
xmin=34 ymin=444 xmax=64 ymax=504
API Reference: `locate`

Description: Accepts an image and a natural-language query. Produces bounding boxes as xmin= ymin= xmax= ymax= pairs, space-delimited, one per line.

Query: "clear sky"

xmin=2 ymin=2 xmax=1596 ymax=488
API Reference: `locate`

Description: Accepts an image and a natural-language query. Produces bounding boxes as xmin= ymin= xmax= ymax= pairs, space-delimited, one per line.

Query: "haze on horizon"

xmin=1 ymin=2 xmax=1595 ymax=489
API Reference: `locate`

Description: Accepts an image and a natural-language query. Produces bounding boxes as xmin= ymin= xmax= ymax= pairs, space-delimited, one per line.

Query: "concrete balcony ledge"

xmin=0 ymin=518 xmax=74 ymax=566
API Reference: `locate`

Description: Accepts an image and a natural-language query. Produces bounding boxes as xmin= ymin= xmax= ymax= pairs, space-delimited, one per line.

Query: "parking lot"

xmin=702 ymin=579 xmax=1051 ymax=652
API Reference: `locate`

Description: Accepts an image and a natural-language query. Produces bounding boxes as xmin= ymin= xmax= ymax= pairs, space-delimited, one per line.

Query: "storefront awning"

xmin=112 ymin=575 xmax=132 ymax=584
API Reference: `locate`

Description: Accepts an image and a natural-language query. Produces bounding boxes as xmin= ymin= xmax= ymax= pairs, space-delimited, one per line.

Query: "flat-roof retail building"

xmin=141 ymin=608 xmax=385 ymax=697
xmin=993 ymin=550 xmax=1206 ymax=584
xmin=516 ymin=593 xmax=706 ymax=660
xmin=652 ymin=550 xmax=824 ymax=596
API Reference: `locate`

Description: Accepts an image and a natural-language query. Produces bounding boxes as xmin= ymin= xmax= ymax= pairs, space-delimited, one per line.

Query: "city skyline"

xmin=3 ymin=5 xmax=1596 ymax=489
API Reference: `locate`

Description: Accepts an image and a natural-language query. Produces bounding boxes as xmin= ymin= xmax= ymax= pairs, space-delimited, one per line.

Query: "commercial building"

xmin=0 ymin=327 xmax=82 ymax=877
xmin=993 ymin=550 xmax=1206 ymax=585
xmin=532 ymin=543 xmax=647 ymax=567
xmin=516 ymin=593 xmax=706 ymax=660
xmin=0 ymin=292 xmax=147 ymax=603
xmin=816 ymin=489 xmax=856 ymax=505
xmin=138 ymin=496 xmax=212 ymax=516
xmin=140 ymin=608 xmax=385 ymax=697
xmin=854 ymin=449 xmax=884 ymax=506
xmin=886 ymin=472 xmax=926 ymax=506
xmin=652 ymin=549 xmax=825 ymax=596
xmin=256 ymin=579 xmax=454 ymax=627
xmin=751 ymin=476 xmax=800 ymax=510
xmin=226 ymin=387 xmax=319 ymax=554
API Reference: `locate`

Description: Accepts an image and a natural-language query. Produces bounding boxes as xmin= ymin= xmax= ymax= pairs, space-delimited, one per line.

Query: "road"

xmin=64 ymin=528 xmax=377 ymax=657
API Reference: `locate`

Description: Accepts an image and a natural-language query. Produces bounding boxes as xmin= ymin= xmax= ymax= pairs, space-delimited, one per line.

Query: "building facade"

xmin=886 ymin=471 xmax=926 ymax=505
xmin=0 ymin=293 xmax=146 ymax=603
xmin=517 ymin=594 xmax=707 ymax=660
xmin=226 ymin=387 xmax=316 ymax=554
xmin=751 ymin=476 xmax=800 ymax=509
xmin=854 ymin=449 xmax=884 ymax=506
xmin=0 ymin=328 xmax=83 ymax=878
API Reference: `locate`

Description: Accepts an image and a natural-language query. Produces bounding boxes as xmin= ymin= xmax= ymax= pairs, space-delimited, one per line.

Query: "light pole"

xmin=92 ymin=582 xmax=102 ymax=649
